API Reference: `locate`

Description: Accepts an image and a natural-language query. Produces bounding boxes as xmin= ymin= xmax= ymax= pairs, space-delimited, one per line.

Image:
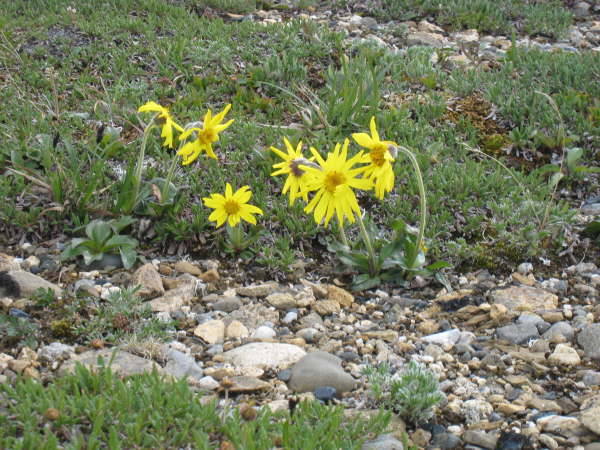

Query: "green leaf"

xmin=104 ymin=234 xmax=138 ymax=251
xmin=565 ymin=147 xmax=583 ymax=170
xmin=119 ymin=247 xmax=138 ymax=270
xmin=351 ymin=274 xmax=381 ymax=291
xmin=548 ymin=171 xmax=564 ymax=189
xmin=86 ymin=220 xmax=113 ymax=247
xmin=425 ymin=261 xmax=452 ymax=270
xmin=109 ymin=216 xmax=137 ymax=234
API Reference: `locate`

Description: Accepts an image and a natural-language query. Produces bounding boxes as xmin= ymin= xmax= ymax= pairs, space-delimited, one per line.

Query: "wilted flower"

xmin=138 ymin=101 xmax=183 ymax=148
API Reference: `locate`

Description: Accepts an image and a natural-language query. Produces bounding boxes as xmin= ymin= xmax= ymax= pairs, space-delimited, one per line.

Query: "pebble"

xmin=288 ymin=351 xmax=356 ymax=394
xmin=252 ymin=326 xmax=277 ymax=340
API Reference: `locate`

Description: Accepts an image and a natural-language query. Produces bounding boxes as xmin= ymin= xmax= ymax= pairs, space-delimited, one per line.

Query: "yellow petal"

xmin=352 ymin=132 xmax=375 ymax=149
xmin=138 ymin=101 xmax=164 ymax=113
xmin=213 ymin=104 xmax=232 ymax=124
xmin=369 ymin=116 xmax=380 ymax=141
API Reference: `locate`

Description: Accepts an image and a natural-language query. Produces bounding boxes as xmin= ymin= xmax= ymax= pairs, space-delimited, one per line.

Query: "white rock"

xmin=222 ymin=342 xmax=306 ymax=370
xmin=252 ymin=326 xmax=276 ymax=339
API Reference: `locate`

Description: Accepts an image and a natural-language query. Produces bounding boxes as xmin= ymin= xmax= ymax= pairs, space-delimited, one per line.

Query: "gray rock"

xmin=462 ymin=430 xmax=498 ymax=450
xmin=582 ymin=371 xmax=600 ymax=387
xmin=288 ymin=351 xmax=356 ymax=394
xmin=222 ymin=342 xmax=305 ymax=370
xmin=213 ymin=296 xmax=242 ymax=312
xmin=406 ymin=31 xmax=445 ymax=48
xmin=542 ymin=321 xmax=574 ymax=342
xmin=574 ymin=1 xmax=591 ymax=18
xmin=37 ymin=342 xmax=75 ymax=365
xmin=61 ymin=349 xmax=161 ymax=377
xmin=164 ymin=348 xmax=203 ymax=380
xmin=497 ymin=323 xmax=539 ymax=345
xmin=361 ymin=434 xmax=403 ymax=450
xmin=282 ymin=311 xmax=298 ymax=324
xmin=421 ymin=329 xmax=461 ymax=347
xmin=463 ymin=399 xmax=493 ymax=424
xmin=297 ymin=327 xmax=320 ymax=343
xmin=431 ymin=432 xmax=462 ymax=450
xmin=236 ymin=283 xmax=278 ymax=297
xmin=578 ymin=323 xmax=600 ymax=359
xmin=0 ymin=270 xmax=61 ymax=298
xmin=299 ymin=311 xmax=324 ymax=329
xmin=582 ymin=202 xmax=600 ymax=215
xmin=252 ymin=326 xmax=276 ymax=339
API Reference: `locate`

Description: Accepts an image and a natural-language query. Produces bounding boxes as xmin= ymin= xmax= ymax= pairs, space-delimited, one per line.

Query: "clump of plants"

xmin=60 ymin=216 xmax=139 ymax=269
xmin=0 ymin=364 xmax=390 ymax=449
xmin=362 ymin=361 xmax=444 ymax=424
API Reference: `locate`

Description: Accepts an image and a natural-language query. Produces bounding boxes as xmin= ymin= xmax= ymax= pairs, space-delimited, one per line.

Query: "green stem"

xmin=396 ymin=146 xmax=427 ymax=261
xmin=338 ymin=220 xmax=349 ymax=248
xmin=161 ymin=150 xmax=180 ymax=204
xmin=130 ymin=123 xmax=155 ymax=213
xmin=356 ymin=212 xmax=376 ymax=276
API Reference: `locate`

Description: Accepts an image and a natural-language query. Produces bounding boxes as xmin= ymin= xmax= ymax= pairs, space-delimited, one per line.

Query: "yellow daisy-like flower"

xmin=352 ymin=116 xmax=397 ymax=200
xmin=302 ymin=139 xmax=372 ymax=227
xmin=178 ymin=104 xmax=234 ymax=165
xmin=203 ymin=183 xmax=263 ymax=228
xmin=138 ymin=101 xmax=184 ymax=148
xmin=270 ymin=138 xmax=314 ymax=206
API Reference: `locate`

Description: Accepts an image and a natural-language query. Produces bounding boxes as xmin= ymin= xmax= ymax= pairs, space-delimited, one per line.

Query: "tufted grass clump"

xmin=363 ymin=361 xmax=444 ymax=424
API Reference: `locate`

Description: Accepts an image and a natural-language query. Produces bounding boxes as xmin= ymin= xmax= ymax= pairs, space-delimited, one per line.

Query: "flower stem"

xmin=161 ymin=150 xmax=180 ymax=204
xmin=130 ymin=123 xmax=155 ymax=213
xmin=396 ymin=146 xmax=427 ymax=262
xmin=356 ymin=212 xmax=376 ymax=276
xmin=338 ymin=221 xmax=349 ymax=248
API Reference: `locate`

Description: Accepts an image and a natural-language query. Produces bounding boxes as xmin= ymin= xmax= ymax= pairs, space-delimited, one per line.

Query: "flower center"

xmin=224 ymin=200 xmax=240 ymax=215
xmin=198 ymin=128 xmax=217 ymax=145
xmin=324 ymin=171 xmax=346 ymax=193
xmin=289 ymin=159 xmax=305 ymax=178
xmin=370 ymin=144 xmax=388 ymax=167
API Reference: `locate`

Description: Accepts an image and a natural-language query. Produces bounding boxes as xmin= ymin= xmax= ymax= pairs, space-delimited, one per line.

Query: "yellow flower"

xmin=302 ymin=139 xmax=371 ymax=227
xmin=352 ymin=116 xmax=397 ymax=200
xmin=270 ymin=138 xmax=314 ymax=205
xmin=203 ymin=183 xmax=263 ymax=228
xmin=178 ymin=104 xmax=234 ymax=165
xmin=138 ymin=101 xmax=184 ymax=148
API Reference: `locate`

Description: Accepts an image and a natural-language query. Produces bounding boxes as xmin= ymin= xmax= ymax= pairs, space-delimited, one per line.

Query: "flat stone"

xmin=225 ymin=320 xmax=249 ymax=339
xmin=148 ymin=282 xmax=198 ymax=312
xmin=421 ymin=329 xmax=461 ymax=347
xmin=266 ymin=292 xmax=297 ymax=310
xmin=288 ymin=351 xmax=356 ymax=394
xmin=497 ymin=323 xmax=539 ymax=345
xmin=164 ymin=348 xmax=203 ymax=381
xmin=222 ymin=342 xmax=305 ymax=370
xmin=361 ymin=434 xmax=404 ymax=450
xmin=462 ymin=430 xmax=497 ymax=449
xmin=197 ymin=376 xmax=219 ymax=390
xmin=61 ymin=349 xmax=161 ymax=377
xmin=313 ymin=299 xmax=341 ymax=316
xmin=0 ymin=270 xmax=61 ymax=298
xmin=527 ymin=397 xmax=562 ymax=412
xmin=226 ymin=376 xmax=270 ymax=393
xmin=452 ymin=29 xmax=479 ymax=43
xmin=537 ymin=415 xmax=588 ymax=438
xmin=418 ymin=20 xmax=444 ymax=34
xmin=194 ymin=320 xmax=225 ymax=344
xmin=131 ymin=263 xmax=164 ymax=299
xmin=37 ymin=342 xmax=75 ymax=365
xmin=548 ymin=344 xmax=581 ymax=366
xmin=491 ymin=286 xmax=558 ymax=313
xmin=326 ymin=285 xmax=354 ymax=307
xmin=174 ymin=261 xmax=203 ymax=276
xmin=581 ymin=406 xmax=600 ymax=435
xmin=361 ymin=330 xmax=399 ymax=343
xmin=213 ymin=296 xmax=242 ymax=312
xmin=578 ymin=324 xmax=600 ymax=359
xmin=407 ymin=31 xmax=445 ymax=48
xmin=236 ymin=283 xmax=278 ymax=297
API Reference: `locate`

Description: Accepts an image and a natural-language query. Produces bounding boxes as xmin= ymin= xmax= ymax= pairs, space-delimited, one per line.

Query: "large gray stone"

xmin=164 ymin=348 xmax=203 ymax=380
xmin=61 ymin=349 xmax=161 ymax=377
xmin=362 ymin=434 xmax=403 ymax=450
xmin=497 ymin=323 xmax=539 ymax=345
xmin=222 ymin=342 xmax=305 ymax=370
xmin=288 ymin=351 xmax=356 ymax=395
xmin=578 ymin=324 xmax=600 ymax=360
xmin=0 ymin=270 xmax=61 ymax=298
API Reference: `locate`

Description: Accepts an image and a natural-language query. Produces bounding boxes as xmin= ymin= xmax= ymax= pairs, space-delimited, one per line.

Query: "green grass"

xmin=0 ymin=364 xmax=390 ymax=449
xmin=0 ymin=0 xmax=598 ymax=274
xmin=365 ymin=0 xmax=573 ymax=38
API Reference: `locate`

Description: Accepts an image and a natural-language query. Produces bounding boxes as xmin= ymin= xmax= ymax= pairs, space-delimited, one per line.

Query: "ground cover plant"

xmin=0 ymin=364 xmax=390 ymax=448
xmin=0 ymin=0 xmax=598 ymax=273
